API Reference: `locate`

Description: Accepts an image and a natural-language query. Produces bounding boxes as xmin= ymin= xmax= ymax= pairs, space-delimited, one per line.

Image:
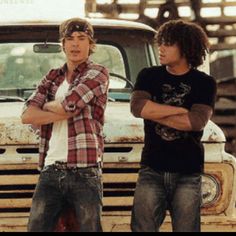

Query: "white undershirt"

xmin=44 ymin=79 xmax=69 ymax=166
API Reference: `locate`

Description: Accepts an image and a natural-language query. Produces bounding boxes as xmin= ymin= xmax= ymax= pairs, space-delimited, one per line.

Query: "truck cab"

xmin=0 ymin=18 xmax=236 ymax=232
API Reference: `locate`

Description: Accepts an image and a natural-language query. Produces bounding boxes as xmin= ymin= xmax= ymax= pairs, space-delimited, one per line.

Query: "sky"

xmin=0 ymin=0 xmax=85 ymax=22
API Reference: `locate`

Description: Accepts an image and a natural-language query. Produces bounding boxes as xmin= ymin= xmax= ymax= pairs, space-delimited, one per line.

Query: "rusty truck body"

xmin=0 ymin=19 xmax=236 ymax=232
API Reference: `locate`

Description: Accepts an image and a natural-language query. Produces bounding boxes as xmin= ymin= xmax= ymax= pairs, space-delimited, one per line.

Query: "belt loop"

xmin=98 ymin=161 xmax=102 ymax=169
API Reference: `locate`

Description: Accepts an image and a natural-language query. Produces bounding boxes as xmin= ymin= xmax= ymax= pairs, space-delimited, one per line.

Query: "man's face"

xmin=63 ymin=31 xmax=91 ymax=65
xmin=158 ymin=43 xmax=184 ymax=66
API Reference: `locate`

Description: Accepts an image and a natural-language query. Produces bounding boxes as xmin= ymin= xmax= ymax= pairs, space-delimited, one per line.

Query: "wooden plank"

xmin=0 ymin=190 xmax=34 ymax=194
xmin=0 ymin=164 xmax=38 ymax=171
xmin=203 ymin=17 xmax=236 ymax=24
xmin=103 ymin=197 xmax=133 ymax=207
xmin=225 ymin=142 xmax=236 ymax=155
xmin=215 ymin=101 xmax=236 ymax=110
xmin=104 ymin=188 xmax=134 ymax=192
xmin=208 ymin=29 xmax=236 ymax=37
xmin=211 ymin=116 xmax=236 ymax=125
xmin=0 ymin=217 xmax=28 ymax=232
xmin=221 ymin=127 xmax=236 ymax=138
xmin=0 ymin=198 xmax=32 ymax=209
xmin=211 ymin=43 xmax=236 ymax=51
xmin=0 ymin=212 xmax=29 ymax=218
xmin=217 ymin=91 xmax=236 ymax=97
xmin=218 ymin=83 xmax=236 ymax=89
xmin=103 ymin=173 xmax=138 ymax=183
xmin=0 ymin=174 xmax=137 ymax=186
xmin=0 ymin=175 xmax=38 ymax=185
xmin=0 ymin=163 xmax=139 ymax=171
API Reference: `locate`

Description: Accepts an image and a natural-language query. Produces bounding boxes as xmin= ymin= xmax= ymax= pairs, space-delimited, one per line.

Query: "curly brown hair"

xmin=156 ymin=19 xmax=210 ymax=68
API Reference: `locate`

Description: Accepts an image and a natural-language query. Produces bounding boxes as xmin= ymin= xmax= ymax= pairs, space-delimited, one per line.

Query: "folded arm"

xmin=43 ymin=100 xmax=71 ymax=116
xmin=60 ymin=70 xmax=109 ymax=116
xmin=130 ymin=90 xmax=188 ymax=120
xmin=155 ymin=104 xmax=213 ymax=131
xmin=130 ymin=90 xmax=213 ymax=131
xmin=21 ymin=105 xmax=71 ymax=126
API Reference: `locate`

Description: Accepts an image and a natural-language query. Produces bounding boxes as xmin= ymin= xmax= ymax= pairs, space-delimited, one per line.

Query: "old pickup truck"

xmin=0 ymin=18 xmax=236 ymax=232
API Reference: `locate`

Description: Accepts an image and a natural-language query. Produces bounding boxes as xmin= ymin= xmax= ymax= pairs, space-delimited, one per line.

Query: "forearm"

xmin=154 ymin=103 xmax=213 ymax=131
xmin=21 ymin=105 xmax=69 ymax=126
xmin=130 ymin=91 xmax=188 ymax=120
xmin=154 ymin=113 xmax=192 ymax=131
xmin=43 ymin=100 xmax=69 ymax=116
xmin=140 ymin=100 xmax=188 ymax=120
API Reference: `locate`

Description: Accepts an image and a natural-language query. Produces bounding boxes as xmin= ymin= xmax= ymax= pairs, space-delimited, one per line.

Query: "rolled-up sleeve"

xmin=61 ymin=68 xmax=109 ymax=115
xmin=130 ymin=90 xmax=151 ymax=117
xmin=188 ymin=104 xmax=213 ymax=131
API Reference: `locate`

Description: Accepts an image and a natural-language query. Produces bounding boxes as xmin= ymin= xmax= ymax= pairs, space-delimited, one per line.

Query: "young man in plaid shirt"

xmin=21 ymin=17 xmax=109 ymax=232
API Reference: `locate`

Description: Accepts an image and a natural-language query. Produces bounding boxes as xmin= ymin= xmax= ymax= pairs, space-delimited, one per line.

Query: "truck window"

xmin=0 ymin=43 xmax=128 ymax=100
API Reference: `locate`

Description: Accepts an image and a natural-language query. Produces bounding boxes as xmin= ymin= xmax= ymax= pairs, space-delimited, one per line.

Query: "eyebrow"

xmin=66 ymin=34 xmax=88 ymax=38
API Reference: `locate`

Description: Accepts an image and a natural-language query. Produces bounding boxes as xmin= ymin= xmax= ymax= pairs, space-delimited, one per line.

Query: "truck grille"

xmin=0 ymin=146 xmax=233 ymax=231
xmin=0 ymin=163 xmax=139 ymax=214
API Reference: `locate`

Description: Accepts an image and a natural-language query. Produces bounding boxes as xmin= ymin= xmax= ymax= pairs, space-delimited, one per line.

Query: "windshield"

xmin=0 ymin=43 xmax=129 ymax=101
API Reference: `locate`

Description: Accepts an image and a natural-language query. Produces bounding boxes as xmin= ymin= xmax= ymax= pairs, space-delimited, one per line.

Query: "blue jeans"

xmin=27 ymin=165 xmax=103 ymax=232
xmin=131 ymin=166 xmax=201 ymax=232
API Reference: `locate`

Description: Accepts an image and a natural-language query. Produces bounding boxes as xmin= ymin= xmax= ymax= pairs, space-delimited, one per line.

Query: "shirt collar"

xmin=59 ymin=59 xmax=92 ymax=76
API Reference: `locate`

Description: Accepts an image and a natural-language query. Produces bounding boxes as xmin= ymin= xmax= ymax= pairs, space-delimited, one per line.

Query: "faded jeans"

xmin=131 ymin=166 xmax=201 ymax=232
xmin=27 ymin=165 xmax=103 ymax=232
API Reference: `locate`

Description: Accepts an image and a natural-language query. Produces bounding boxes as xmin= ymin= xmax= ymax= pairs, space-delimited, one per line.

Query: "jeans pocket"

xmin=39 ymin=165 xmax=57 ymax=183
xmin=83 ymin=172 xmax=103 ymax=204
xmin=178 ymin=173 xmax=202 ymax=195
xmin=40 ymin=165 xmax=52 ymax=173
xmin=74 ymin=168 xmax=102 ymax=186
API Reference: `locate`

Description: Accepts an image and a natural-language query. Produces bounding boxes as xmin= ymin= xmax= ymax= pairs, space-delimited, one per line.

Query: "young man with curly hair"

xmin=130 ymin=19 xmax=217 ymax=232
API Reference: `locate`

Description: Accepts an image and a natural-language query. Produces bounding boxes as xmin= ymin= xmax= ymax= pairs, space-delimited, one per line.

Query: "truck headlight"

xmin=201 ymin=174 xmax=220 ymax=207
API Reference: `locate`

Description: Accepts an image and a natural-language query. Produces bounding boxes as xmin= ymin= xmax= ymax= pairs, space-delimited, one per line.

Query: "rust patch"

xmin=105 ymin=136 xmax=143 ymax=143
xmin=206 ymin=129 xmax=221 ymax=142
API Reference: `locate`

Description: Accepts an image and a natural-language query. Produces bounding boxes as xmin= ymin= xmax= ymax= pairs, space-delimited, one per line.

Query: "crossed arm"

xmin=21 ymin=69 xmax=109 ymax=126
xmin=21 ymin=100 xmax=72 ymax=126
xmin=130 ymin=91 xmax=213 ymax=131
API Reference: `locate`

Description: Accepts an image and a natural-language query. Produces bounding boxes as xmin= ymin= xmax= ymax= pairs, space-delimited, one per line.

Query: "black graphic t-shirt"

xmin=134 ymin=66 xmax=217 ymax=173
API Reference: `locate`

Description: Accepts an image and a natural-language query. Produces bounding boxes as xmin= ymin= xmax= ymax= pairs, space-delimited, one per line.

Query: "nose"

xmin=71 ymin=38 xmax=80 ymax=47
xmin=72 ymin=41 xmax=79 ymax=47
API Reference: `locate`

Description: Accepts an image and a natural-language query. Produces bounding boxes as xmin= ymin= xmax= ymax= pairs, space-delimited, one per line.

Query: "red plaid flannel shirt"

xmin=25 ymin=60 xmax=109 ymax=169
